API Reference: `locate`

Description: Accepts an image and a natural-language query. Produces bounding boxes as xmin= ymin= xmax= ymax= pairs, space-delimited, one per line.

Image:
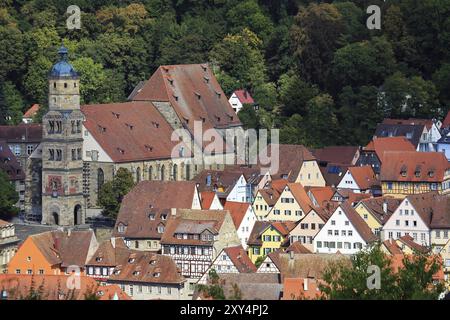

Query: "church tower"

xmin=41 ymin=46 xmax=85 ymax=226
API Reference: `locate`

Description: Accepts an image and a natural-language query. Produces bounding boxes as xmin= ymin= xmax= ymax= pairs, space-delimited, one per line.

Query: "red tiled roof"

xmin=285 ymin=183 xmax=313 ymax=213
xmin=286 ymin=241 xmax=312 ymax=254
xmin=306 ymin=186 xmax=335 ymax=207
xmin=347 ymin=166 xmax=379 ymax=190
xmin=113 ymin=181 xmax=198 ymax=238
xmin=380 ymin=151 xmax=450 ymax=182
xmin=132 ymin=64 xmax=241 ymax=130
xmin=282 ymin=277 xmax=323 ymax=300
xmin=0 ymin=274 xmax=130 ymax=300
xmin=233 ymin=90 xmax=254 ymax=104
xmin=223 ymin=246 xmax=256 ymax=273
xmin=358 ymin=196 xmax=402 ymax=225
xmin=312 ymin=146 xmax=359 ymax=166
xmin=23 ymin=104 xmax=40 ymax=118
xmin=382 ymin=118 xmax=434 ymax=130
xmin=0 ymin=123 xmax=42 ymax=143
xmin=81 ymin=101 xmax=190 ymax=162
xmin=364 ymin=137 xmax=415 ymax=161
xmin=223 ymin=201 xmax=250 ymax=229
xmin=200 ymin=191 xmax=217 ymax=209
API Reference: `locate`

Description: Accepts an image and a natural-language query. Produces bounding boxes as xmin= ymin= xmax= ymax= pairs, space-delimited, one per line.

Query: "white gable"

xmin=82 ymin=124 xmax=113 ymax=163
xmin=337 ymin=170 xmax=361 ymax=192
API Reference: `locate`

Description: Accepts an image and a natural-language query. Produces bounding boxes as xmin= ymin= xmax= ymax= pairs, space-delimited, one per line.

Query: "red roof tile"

xmin=223 ymin=245 xmax=256 ymax=273
xmin=364 ymin=137 xmax=415 ymax=161
xmin=233 ymin=90 xmax=254 ymax=104
xmin=23 ymin=104 xmax=40 ymax=118
xmin=223 ymin=201 xmax=250 ymax=229
xmin=347 ymin=166 xmax=379 ymax=190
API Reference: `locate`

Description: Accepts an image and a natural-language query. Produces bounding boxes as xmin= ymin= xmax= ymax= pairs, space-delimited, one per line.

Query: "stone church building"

xmin=31 ymin=46 xmax=243 ymax=226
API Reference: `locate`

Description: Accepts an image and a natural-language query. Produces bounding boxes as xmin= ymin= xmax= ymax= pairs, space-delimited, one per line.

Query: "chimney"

xmin=171 ymin=208 xmax=177 ymax=216
xmin=111 ymin=237 xmax=116 ymax=248
xmin=382 ymin=200 xmax=388 ymax=214
xmin=303 ymin=278 xmax=308 ymax=292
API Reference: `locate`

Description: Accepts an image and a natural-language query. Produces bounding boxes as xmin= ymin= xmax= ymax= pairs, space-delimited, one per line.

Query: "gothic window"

xmin=64 ymin=83 xmax=68 ymax=88
xmin=71 ymin=121 xmax=76 ymax=134
xmin=185 ymin=164 xmax=191 ymax=181
xmin=56 ymin=149 xmax=62 ymax=161
xmin=148 ymin=166 xmax=153 ymax=180
xmin=173 ymin=164 xmax=178 ymax=181
xmin=56 ymin=121 xmax=62 ymax=133
xmin=76 ymin=120 xmax=81 ymax=133
xmin=77 ymin=148 xmax=82 ymax=160
xmin=160 ymin=165 xmax=165 ymax=181
xmin=53 ymin=82 xmax=56 ymax=89
xmin=71 ymin=149 xmax=76 ymax=160
xmin=136 ymin=167 xmax=141 ymax=183
xmin=49 ymin=121 xmax=55 ymax=134
xmin=49 ymin=149 xmax=55 ymax=161
xmin=97 ymin=168 xmax=105 ymax=194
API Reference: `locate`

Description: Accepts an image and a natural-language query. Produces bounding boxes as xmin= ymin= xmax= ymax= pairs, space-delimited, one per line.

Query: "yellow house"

xmin=295 ymin=160 xmax=326 ymax=187
xmin=265 ymin=183 xmax=312 ymax=222
xmin=252 ymin=179 xmax=287 ymax=221
xmin=354 ymin=197 xmax=402 ymax=237
xmin=380 ymin=151 xmax=450 ymax=199
xmin=247 ymin=221 xmax=296 ymax=263
xmin=437 ymin=238 xmax=450 ymax=284
xmin=259 ymin=144 xmax=325 ymax=186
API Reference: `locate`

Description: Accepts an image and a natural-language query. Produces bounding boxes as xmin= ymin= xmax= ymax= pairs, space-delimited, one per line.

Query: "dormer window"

xmin=415 ymin=170 xmax=421 ymax=177
xmin=118 ymin=224 xmax=126 ymax=233
xmin=429 ymin=170 xmax=435 ymax=177
xmin=149 ymin=213 xmax=155 ymax=220
xmin=153 ymin=272 xmax=160 ymax=278
xmin=401 ymin=170 xmax=407 ymax=177
xmin=95 ymin=257 xmax=103 ymax=262
xmin=157 ymin=225 xmax=165 ymax=234
xmin=161 ymin=214 xmax=167 ymax=221
xmin=195 ymin=92 xmax=201 ymax=99
xmin=114 ymin=270 xmax=121 ymax=275
xmin=132 ymin=271 xmax=140 ymax=276
xmin=128 ymin=258 xmax=135 ymax=263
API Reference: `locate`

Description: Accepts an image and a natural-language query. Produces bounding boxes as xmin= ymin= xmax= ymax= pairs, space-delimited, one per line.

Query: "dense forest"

xmin=0 ymin=0 xmax=449 ymax=147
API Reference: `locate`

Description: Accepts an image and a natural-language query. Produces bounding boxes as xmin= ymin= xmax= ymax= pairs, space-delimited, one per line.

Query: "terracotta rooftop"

xmin=0 ymin=274 xmax=130 ymax=300
xmin=223 ymin=201 xmax=251 ymax=229
xmin=282 ymin=277 xmax=323 ymax=300
xmin=306 ymin=186 xmax=335 ymax=208
xmin=86 ymin=238 xmax=133 ymax=267
xmin=233 ymin=89 xmax=254 ymax=104
xmin=223 ymin=245 xmax=257 ymax=273
xmin=319 ymin=164 xmax=347 ymax=187
xmin=216 ymin=273 xmax=282 ymax=300
xmin=160 ymin=209 xmax=229 ymax=246
xmin=194 ymin=169 xmax=244 ymax=196
xmin=132 ymin=64 xmax=241 ymax=130
xmin=404 ymin=192 xmax=450 ymax=229
xmin=284 ymin=183 xmax=313 ymax=213
xmin=357 ymin=196 xmax=402 ymax=225
xmin=113 ymin=180 xmax=198 ymax=239
xmin=380 ymin=151 xmax=449 ymax=182
xmin=312 ymin=146 xmax=359 ymax=166
xmin=257 ymin=144 xmax=317 ymax=182
xmin=23 ymin=104 xmax=40 ymax=118
xmin=30 ymin=230 xmax=97 ymax=268
xmin=363 ymin=136 xmax=416 ymax=161
xmin=200 ymin=191 xmax=217 ymax=209
xmin=81 ymin=101 xmax=190 ymax=162
xmin=286 ymin=241 xmax=312 ymax=254
xmin=108 ymin=251 xmax=185 ymax=285
xmin=382 ymin=118 xmax=435 ymax=131
xmin=347 ymin=165 xmax=379 ymax=190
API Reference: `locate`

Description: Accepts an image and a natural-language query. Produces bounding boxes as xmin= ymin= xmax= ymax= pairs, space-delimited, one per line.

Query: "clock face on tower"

xmin=46 ymin=175 xmax=63 ymax=195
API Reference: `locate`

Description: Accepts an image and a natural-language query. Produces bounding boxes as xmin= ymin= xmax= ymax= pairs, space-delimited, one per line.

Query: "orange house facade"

xmin=7 ymin=230 xmax=98 ymax=276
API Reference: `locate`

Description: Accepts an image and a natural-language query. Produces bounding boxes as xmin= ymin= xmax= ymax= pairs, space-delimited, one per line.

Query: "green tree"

xmin=71 ymin=57 xmax=107 ymax=105
xmin=2 ymin=81 xmax=25 ymax=125
xmin=196 ymin=269 xmax=225 ymax=300
xmin=291 ymin=3 xmax=344 ymax=89
xmin=304 ymin=94 xmax=338 ymax=147
xmin=320 ymin=245 xmax=445 ymax=300
xmin=238 ymin=104 xmax=260 ymax=130
xmin=381 ymin=72 xmax=440 ymax=118
xmin=0 ymin=170 xmax=19 ymax=220
xmin=98 ymin=168 xmax=135 ymax=219
xmin=0 ymin=25 xmax=25 ymax=83
xmin=254 ymin=255 xmax=266 ymax=269
xmin=433 ymin=63 xmax=450 ymax=109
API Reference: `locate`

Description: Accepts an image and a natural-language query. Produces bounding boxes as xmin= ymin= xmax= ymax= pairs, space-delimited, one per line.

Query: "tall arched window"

xmin=185 ymin=164 xmax=191 ymax=181
xmin=136 ymin=167 xmax=141 ymax=183
xmin=149 ymin=166 xmax=153 ymax=180
xmin=173 ymin=164 xmax=178 ymax=181
xmin=97 ymin=168 xmax=105 ymax=194
xmin=161 ymin=165 xmax=165 ymax=181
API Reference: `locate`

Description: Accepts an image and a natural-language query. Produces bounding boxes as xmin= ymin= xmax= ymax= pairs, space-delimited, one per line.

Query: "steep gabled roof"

xmin=397 ymin=235 xmax=430 ymax=253
xmin=286 ymin=241 xmax=312 ymax=254
xmin=257 ymin=144 xmax=317 ymax=182
xmin=200 ymin=191 xmax=217 ymax=209
xmin=284 ymin=183 xmax=313 ymax=213
xmin=223 ymin=201 xmax=251 ymax=229
xmin=23 ymin=104 xmax=40 ymax=118
xmin=380 ymin=151 xmax=449 ymax=182
xmin=339 ymin=202 xmax=377 ymax=243
xmin=86 ymin=238 xmax=131 ymax=267
xmin=223 ymin=245 xmax=257 ymax=273
xmin=108 ymin=251 xmax=184 ymax=285
xmin=404 ymin=192 xmax=450 ymax=229
xmin=81 ymin=101 xmax=190 ymax=162
xmin=364 ymin=136 xmax=416 ymax=161
xmin=194 ymin=169 xmax=244 ymax=197
xmin=358 ymin=196 xmax=402 ymax=225
xmin=233 ymin=90 xmax=254 ymax=104
xmin=347 ymin=166 xmax=379 ymax=190
xmin=132 ymin=64 xmax=241 ymax=130
xmin=306 ymin=186 xmax=335 ymax=208
xmin=113 ymin=181 xmax=198 ymax=239
xmin=0 ymin=123 xmax=42 ymax=143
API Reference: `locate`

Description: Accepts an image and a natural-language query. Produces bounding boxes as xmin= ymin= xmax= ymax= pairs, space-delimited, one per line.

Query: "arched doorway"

xmin=52 ymin=212 xmax=59 ymax=225
xmin=74 ymin=205 xmax=82 ymax=225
